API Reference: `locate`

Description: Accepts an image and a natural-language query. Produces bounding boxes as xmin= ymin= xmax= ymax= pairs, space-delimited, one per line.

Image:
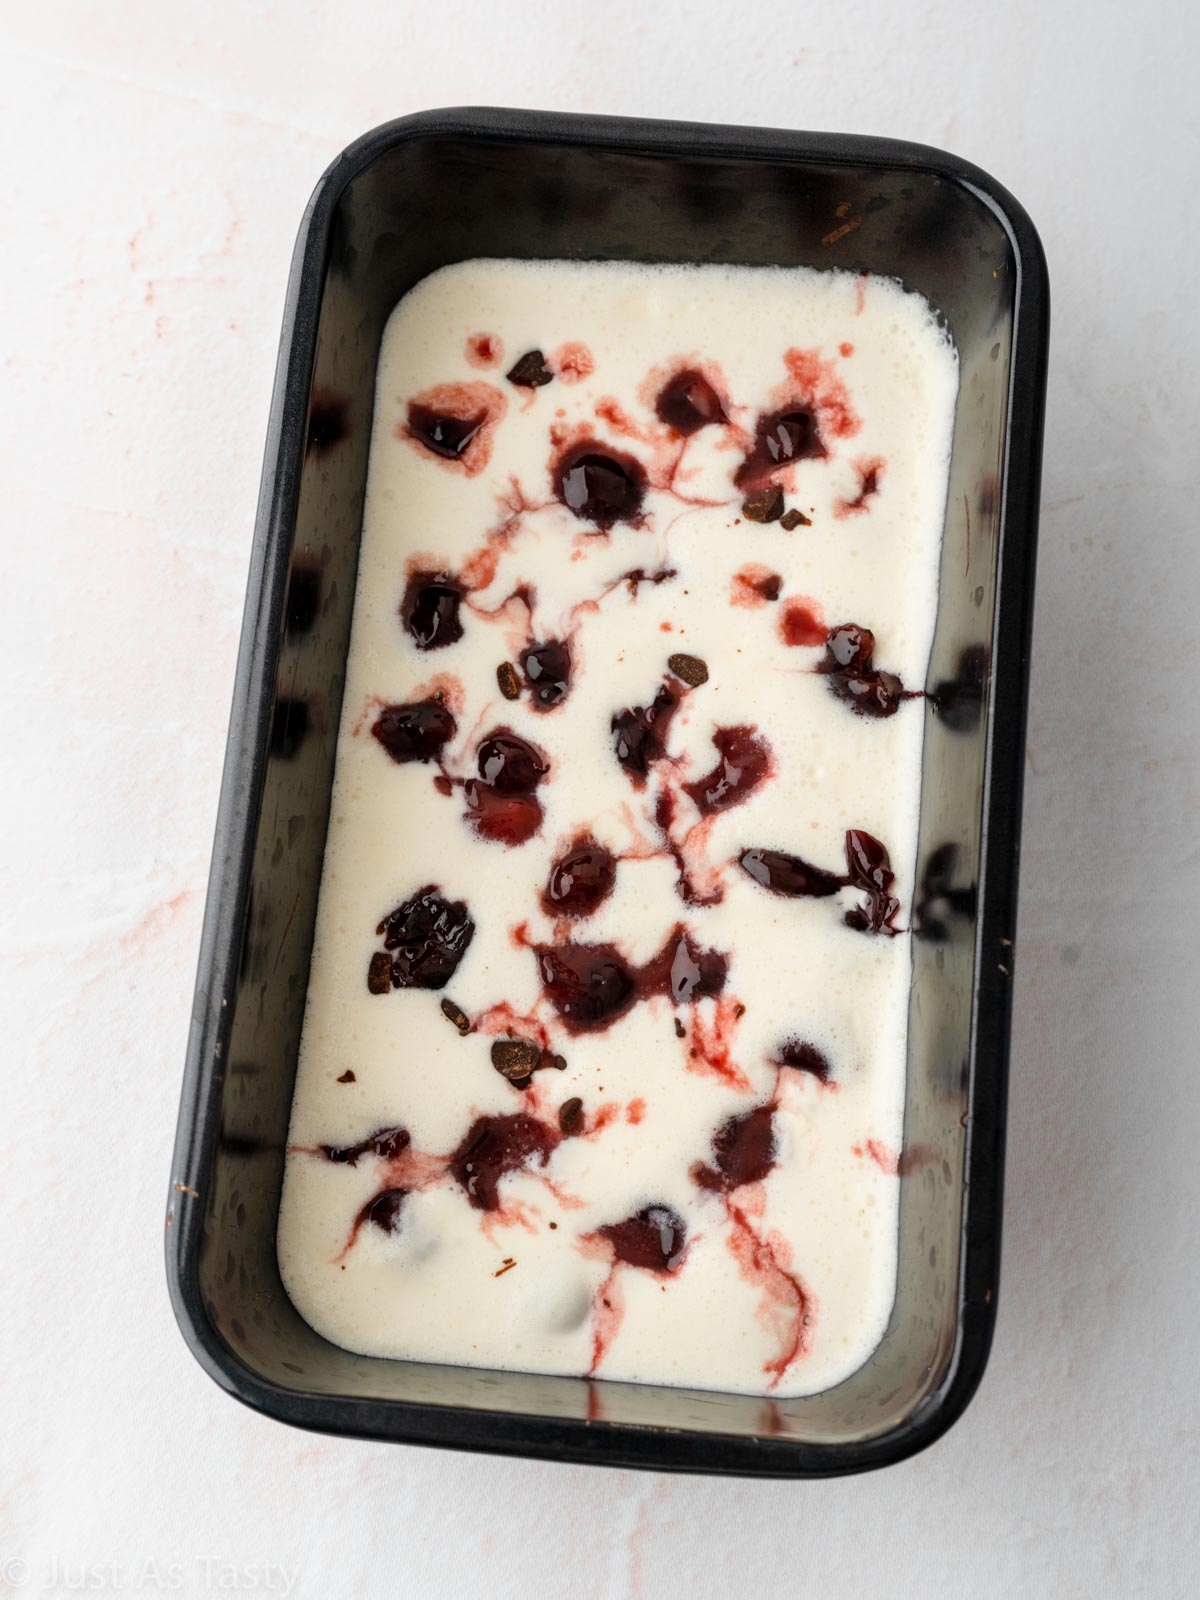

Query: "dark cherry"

xmin=321 ymin=1126 xmax=411 ymax=1166
xmin=683 ymin=725 xmax=771 ymax=816
xmin=378 ymin=888 xmax=475 ymax=987
xmin=736 ymin=407 xmax=826 ymax=488
xmin=654 ymin=369 xmax=727 ymax=436
xmin=818 ymin=624 xmax=908 ymax=718
xmin=543 ymin=838 xmax=617 ymax=918
xmin=400 ymin=571 xmax=464 ymax=651
xmin=372 ymin=699 xmax=456 ymax=764
xmin=611 ymin=681 xmax=681 ymax=784
xmin=407 ymin=403 xmax=486 ymax=460
xmin=535 ymin=925 xmax=726 ymax=1032
xmin=737 ymin=848 xmax=844 ymax=898
xmin=844 ymin=829 xmax=901 ymax=934
xmin=643 ymin=925 xmax=728 ymax=1004
xmin=520 ymin=638 xmax=572 ymax=709
xmin=449 ymin=1113 xmax=557 ymax=1212
xmin=463 ymin=782 xmax=543 ymax=846
xmin=932 ymin=644 xmax=988 ymax=732
xmin=554 ymin=443 xmax=646 ymax=529
xmin=694 ymin=1105 xmax=776 ymax=1192
xmin=536 ymin=941 xmax=638 ymax=1033
xmin=774 ymin=1040 xmax=833 ymax=1082
xmin=477 ymin=730 xmax=548 ymax=794
xmin=599 ymin=1205 xmax=687 ymax=1272
xmin=356 ymin=1188 xmax=408 ymax=1234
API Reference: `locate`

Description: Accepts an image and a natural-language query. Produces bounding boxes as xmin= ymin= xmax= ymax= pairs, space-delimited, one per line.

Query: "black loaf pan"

xmin=167 ymin=107 xmax=1049 ymax=1476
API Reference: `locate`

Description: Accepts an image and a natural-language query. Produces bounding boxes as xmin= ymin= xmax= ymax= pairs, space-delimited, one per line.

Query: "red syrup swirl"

xmin=738 ymin=829 xmax=902 ymax=934
xmin=833 ymin=456 xmax=885 ymax=517
xmin=583 ymin=1204 xmax=689 ymax=1374
xmin=731 ymin=564 xmax=784 ymax=608
xmin=689 ymin=1104 xmax=814 ymax=1386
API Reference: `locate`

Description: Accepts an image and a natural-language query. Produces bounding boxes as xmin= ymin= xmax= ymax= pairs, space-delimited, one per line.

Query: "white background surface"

xmin=2 ymin=2 xmax=1197 ymax=1595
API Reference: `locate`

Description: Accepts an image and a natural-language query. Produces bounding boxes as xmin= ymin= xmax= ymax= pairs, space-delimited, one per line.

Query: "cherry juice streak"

xmin=738 ymin=829 xmax=902 ymax=934
xmin=690 ymin=1106 xmax=813 ymax=1385
xmin=778 ymin=596 xmax=828 ymax=647
xmin=833 ymin=456 xmax=886 ymax=517
xmin=465 ymin=332 xmax=503 ymax=369
xmin=586 ymin=1205 xmax=687 ymax=1374
xmin=731 ymin=565 xmax=784 ymax=608
xmin=399 ymin=381 xmax=506 ymax=477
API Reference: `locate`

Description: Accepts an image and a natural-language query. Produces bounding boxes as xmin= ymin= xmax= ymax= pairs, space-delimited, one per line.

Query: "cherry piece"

xmin=654 ymin=369 xmax=727 ymax=436
xmin=407 ymin=403 xmax=486 ymax=460
xmin=400 ymin=571 xmax=464 ymax=651
xmin=737 ymin=848 xmax=844 ymax=898
xmin=463 ymin=782 xmax=543 ymax=846
xmin=611 ymin=680 xmax=681 ymax=783
xmin=554 ymin=443 xmax=646 ymax=528
xmin=683 ymin=725 xmax=771 ymax=816
xmin=377 ymin=888 xmax=475 ymax=987
xmin=694 ymin=1105 xmax=776 ymax=1192
xmin=599 ymin=1205 xmax=687 ymax=1272
xmin=536 ymin=941 xmax=638 ymax=1033
xmin=449 ymin=1113 xmax=557 ymax=1212
xmin=543 ymin=837 xmax=617 ymax=918
xmin=774 ymin=1040 xmax=833 ymax=1082
xmin=520 ymin=639 xmax=572 ymax=709
xmin=844 ymin=829 xmax=901 ymax=934
xmin=321 ymin=1126 xmax=411 ymax=1166
xmin=371 ymin=700 xmax=456 ymax=764
xmin=736 ymin=407 xmax=826 ymax=488
xmin=818 ymin=624 xmax=907 ymax=718
xmin=649 ymin=926 xmax=728 ymax=1004
xmin=356 ymin=1188 xmax=408 ymax=1234
xmin=476 ymin=730 xmax=548 ymax=794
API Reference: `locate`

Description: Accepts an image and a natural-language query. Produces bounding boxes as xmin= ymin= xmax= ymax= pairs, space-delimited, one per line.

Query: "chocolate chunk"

xmin=741 ymin=485 xmax=785 ymax=523
xmin=780 ymin=508 xmax=812 ymax=530
xmin=440 ymin=997 xmax=471 ymax=1035
xmin=673 ymin=1017 xmax=686 ymax=1039
xmin=558 ymin=1096 xmax=584 ymax=1136
xmin=491 ymin=1038 xmax=542 ymax=1088
xmin=367 ymin=951 xmax=393 ymax=994
xmin=496 ymin=661 xmax=521 ymax=701
xmin=667 ymin=652 xmax=709 ymax=687
xmin=506 ymin=349 xmax=554 ymax=388
xmin=336 ymin=1069 xmax=356 ymax=1083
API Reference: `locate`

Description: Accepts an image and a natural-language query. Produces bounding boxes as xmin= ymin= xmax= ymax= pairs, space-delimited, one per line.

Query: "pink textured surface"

xmin=2 ymin=2 xmax=1197 ymax=1595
